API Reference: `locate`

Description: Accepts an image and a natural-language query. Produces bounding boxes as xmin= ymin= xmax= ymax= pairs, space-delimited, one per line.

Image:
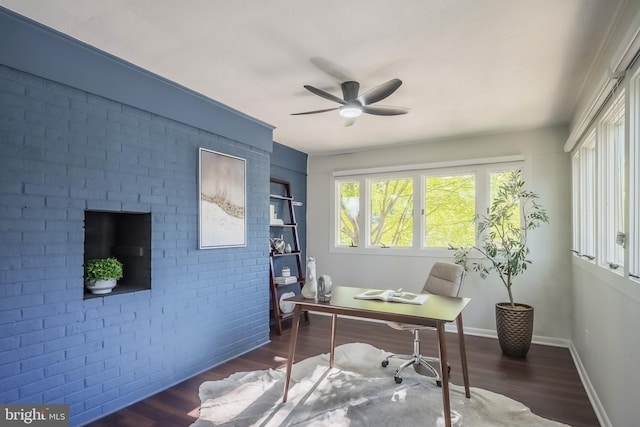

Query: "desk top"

xmin=285 ymin=286 xmax=470 ymax=326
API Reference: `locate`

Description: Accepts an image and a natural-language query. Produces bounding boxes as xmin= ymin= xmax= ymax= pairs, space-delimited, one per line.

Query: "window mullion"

xmin=417 ymin=173 xmax=426 ymax=249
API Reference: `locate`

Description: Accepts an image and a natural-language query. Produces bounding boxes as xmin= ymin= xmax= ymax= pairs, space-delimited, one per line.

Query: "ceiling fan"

xmin=291 ymin=78 xmax=409 ymax=126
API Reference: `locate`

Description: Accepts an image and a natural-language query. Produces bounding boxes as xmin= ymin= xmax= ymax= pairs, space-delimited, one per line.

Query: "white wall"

xmin=307 ymin=126 xmax=572 ymax=340
xmin=572 ymin=261 xmax=640 ymax=427
xmin=568 ymin=1 xmax=640 ymax=425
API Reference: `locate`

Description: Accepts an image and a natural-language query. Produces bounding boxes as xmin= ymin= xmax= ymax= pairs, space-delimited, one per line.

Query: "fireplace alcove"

xmin=84 ymin=210 xmax=151 ymax=299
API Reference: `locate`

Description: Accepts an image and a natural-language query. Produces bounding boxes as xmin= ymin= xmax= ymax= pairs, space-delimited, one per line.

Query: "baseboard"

xmin=456 ymin=326 xmax=572 ymax=348
xmin=314 ymin=312 xmax=570 ymax=348
xmin=568 ymin=342 xmax=611 ymax=427
xmin=446 ymin=326 xmax=611 ymax=426
xmin=314 ymin=313 xmax=610 ymax=426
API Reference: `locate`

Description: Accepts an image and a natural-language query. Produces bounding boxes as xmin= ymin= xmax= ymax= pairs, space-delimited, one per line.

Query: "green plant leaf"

xmin=452 ymin=170 xmax=548 ymax=305
xmin=85 ymin=257 xmax=124 ymax=282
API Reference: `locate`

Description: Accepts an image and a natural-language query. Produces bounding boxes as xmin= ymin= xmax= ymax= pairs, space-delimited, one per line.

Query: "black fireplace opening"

xmin=83 ymin=210 xmax=151 ymax=298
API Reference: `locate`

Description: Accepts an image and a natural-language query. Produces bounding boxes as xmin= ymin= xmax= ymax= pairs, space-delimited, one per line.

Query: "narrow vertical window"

xmin=369 ymin=178 xmax=414 ymax=247
xmin=572 ymin=151 xmax=581 ymax=254
xmin=580 ymin=133 xmax=596 ymax=259
xmin=424 ymin=174 xmax=475 ymax=248
xmin=631 ymin=74 xmax=640 ymax=280
xmin=338 ymin=181 xmax=360 ymax=246
xmin=600 ymin=91 xmax=625 ymax=270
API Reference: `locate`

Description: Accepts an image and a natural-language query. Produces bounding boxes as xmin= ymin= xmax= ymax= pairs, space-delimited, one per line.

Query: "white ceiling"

xmin=0 ymin=0 xmax=621 ymax=154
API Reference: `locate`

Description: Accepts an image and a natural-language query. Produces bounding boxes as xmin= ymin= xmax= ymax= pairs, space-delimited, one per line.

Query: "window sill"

xmin=330 ymin=246 xmax=458 ymax=258
xmin=572 ymin=255 xmax=640 ymax=304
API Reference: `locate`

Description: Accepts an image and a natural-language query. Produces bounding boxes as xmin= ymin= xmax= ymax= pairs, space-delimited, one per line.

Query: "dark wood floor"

xmin=88 ymin=314 xmax=599 ymax=427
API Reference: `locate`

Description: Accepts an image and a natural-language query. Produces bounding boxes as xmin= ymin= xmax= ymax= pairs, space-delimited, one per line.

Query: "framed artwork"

xmin=198 ymin=148 xmax=246 ymax=249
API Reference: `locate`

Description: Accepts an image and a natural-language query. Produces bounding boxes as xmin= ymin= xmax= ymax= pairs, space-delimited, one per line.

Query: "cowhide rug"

xmin=190 ymin=342 xmax=569 ymax=427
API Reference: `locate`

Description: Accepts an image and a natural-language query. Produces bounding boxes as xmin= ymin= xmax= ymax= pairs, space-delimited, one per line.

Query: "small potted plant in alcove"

xmin=85 ymin=257 xmax=124 ymax=295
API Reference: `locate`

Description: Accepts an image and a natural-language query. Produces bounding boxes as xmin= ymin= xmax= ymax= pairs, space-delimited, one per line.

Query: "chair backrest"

xmin=422 ymin=262 xmax=465 ymax=297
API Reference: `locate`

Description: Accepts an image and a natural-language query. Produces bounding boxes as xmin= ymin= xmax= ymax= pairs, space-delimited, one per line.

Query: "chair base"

xmin=381 ymin=329 xmax=448 ymax=386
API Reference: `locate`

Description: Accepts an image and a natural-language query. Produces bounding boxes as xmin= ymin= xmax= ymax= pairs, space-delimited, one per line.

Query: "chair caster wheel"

xmin=381 ymin=360 xmax=389 ymax=368
xmin=436 ymin=380 xmax=442 ymax=387
xmin=394 ymin=376 xmax=403 ymax=384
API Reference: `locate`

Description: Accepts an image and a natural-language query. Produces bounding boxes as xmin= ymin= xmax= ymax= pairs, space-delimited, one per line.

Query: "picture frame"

xmin=198 ymin=148 xmax=247 ymax=249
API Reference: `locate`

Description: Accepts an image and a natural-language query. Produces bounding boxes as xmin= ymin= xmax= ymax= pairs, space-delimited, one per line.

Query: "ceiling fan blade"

xmin=358 ymin=78 xmax=402 ymax=105
xmin=341 ymin=81 xmax=360 ymax=102
xmin=362 ymin=105 xmax=409 ymax=116
xmin=303 ymin=85 xmax=346 ymax=105
xmin=309 ymin=57 xmax=355 ymax=83
xmin=291 ymin=107 xmax=340 ymax=115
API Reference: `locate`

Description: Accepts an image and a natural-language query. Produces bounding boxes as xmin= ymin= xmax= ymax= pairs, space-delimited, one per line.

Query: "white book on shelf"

xmin=275 ymin=276 xmax=298 ymax=285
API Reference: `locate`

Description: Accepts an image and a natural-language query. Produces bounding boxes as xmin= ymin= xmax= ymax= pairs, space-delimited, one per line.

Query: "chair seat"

xmin=386 ymin=319 xmax=438 ymax=331
xmin=381 ymin=262 xmax=465 ymax=385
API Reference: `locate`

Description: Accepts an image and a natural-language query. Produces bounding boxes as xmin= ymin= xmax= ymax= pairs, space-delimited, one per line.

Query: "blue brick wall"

xmin=0 ymin=64 xmax=272 ymax=425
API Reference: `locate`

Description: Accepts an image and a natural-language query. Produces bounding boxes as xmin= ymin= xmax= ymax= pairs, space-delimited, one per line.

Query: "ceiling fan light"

xmin=339 ymin=106 xmax=362 ymax=118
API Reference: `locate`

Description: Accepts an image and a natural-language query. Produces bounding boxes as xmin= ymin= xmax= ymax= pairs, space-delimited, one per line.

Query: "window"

xmin=572 ymin=151 xmax=581 ymax=254
xmin=572 ymin=131 xmax=596 ymax=260
xmin=368 ymin=177 xmax=413 ymax=247
xmin=570 ymin=67 xmax=640 ymax=283
xmin=632 ymin=120 xmax=640 ymax=277
xmin=580 ymin=136 xmax=597 ymax=259
xmin=631 ymin=72 xmax=640 ymax=280
xmin=599 ymin=90 xmax=625 ymax=270
xmin=424 ymin=174 xmax=475 ymax=248
xmin=332 ymin=158 xmax=522 ymax=253
xmin=338 ymin=181 xmax=360 ymax=246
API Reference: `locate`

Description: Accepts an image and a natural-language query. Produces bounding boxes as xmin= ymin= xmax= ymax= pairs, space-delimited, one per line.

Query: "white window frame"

xmin=365 ymin=174 xmax=415 ymax=249
xmin=572 ymin=130 xmax=597 ymax=261
xmin=336 ymin=180 xmax=361 ymax=248
xmin=572 ymin=150 xmax=581 ymax=255
xmin=422 ymin=168 xmax=478 ymax=250
xmin=330 ymin=156 xmax=523 ymax=257
xmin=571 ymin=65 xmax=640 ymax=294
xmin=630 ymin=68 xmax=640 ymax=281
xmin=598 ymin=89 xmax=626 ymax=272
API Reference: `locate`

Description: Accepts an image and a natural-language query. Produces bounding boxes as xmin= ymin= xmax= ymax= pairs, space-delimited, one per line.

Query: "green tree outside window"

xmin=339 ymin=181 xmax=360 ymax=246
xmin=425 ymin=174 xmax=475 ymax=247
xmin=369 ymin=178 xmax=413 ymax=247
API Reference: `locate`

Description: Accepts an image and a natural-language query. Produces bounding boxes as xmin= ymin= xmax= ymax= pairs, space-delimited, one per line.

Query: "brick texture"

xmin=0 ymin=65 xmax=271 ymax=426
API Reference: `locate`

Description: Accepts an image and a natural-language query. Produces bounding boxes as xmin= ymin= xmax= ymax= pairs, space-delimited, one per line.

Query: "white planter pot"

xmin=86 ymin=278 xmax=117 ymax=295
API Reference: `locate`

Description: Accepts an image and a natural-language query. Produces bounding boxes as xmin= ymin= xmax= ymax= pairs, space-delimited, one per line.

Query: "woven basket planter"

xmin=495 ymin=302 xmax=534 ymax=358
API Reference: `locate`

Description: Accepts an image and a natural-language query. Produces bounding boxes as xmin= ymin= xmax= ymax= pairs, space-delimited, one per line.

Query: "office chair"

xmin=381 ymin=262 xmax=465 ymax=385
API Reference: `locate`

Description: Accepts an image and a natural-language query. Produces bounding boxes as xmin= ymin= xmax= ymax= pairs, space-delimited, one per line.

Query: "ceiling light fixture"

xmin=339 ymin=105 xmax=362 ymax=118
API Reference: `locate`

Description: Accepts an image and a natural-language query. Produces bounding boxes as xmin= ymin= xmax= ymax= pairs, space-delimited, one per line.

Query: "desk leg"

xmin=437 ymin=322 xmax=452 ymax=427
xmin=456 ymin=314 xmax=470 ymax=398
xmin=329 ymin=314 xmax=337 ymax=368
xmin=283 ymin=305 xmax=301 ymax=402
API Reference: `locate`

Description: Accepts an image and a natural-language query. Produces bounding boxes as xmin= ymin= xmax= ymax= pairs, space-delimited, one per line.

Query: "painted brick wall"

xmin=0 ymin=64 xmax=271 ymax=425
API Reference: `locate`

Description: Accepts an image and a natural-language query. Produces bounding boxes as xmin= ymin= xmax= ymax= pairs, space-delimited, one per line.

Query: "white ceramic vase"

xmin=301 ymin=257 xmax=317 ymax=299
xmin=86 ymin=278 xmax=117 ymax=295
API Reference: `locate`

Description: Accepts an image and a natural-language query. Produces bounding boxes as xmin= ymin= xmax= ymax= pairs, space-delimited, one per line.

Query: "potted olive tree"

xmin=85 ymin=257 xmax=124 ymax=295
xmin=454 ymin=170 xmax=549 ymax=357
